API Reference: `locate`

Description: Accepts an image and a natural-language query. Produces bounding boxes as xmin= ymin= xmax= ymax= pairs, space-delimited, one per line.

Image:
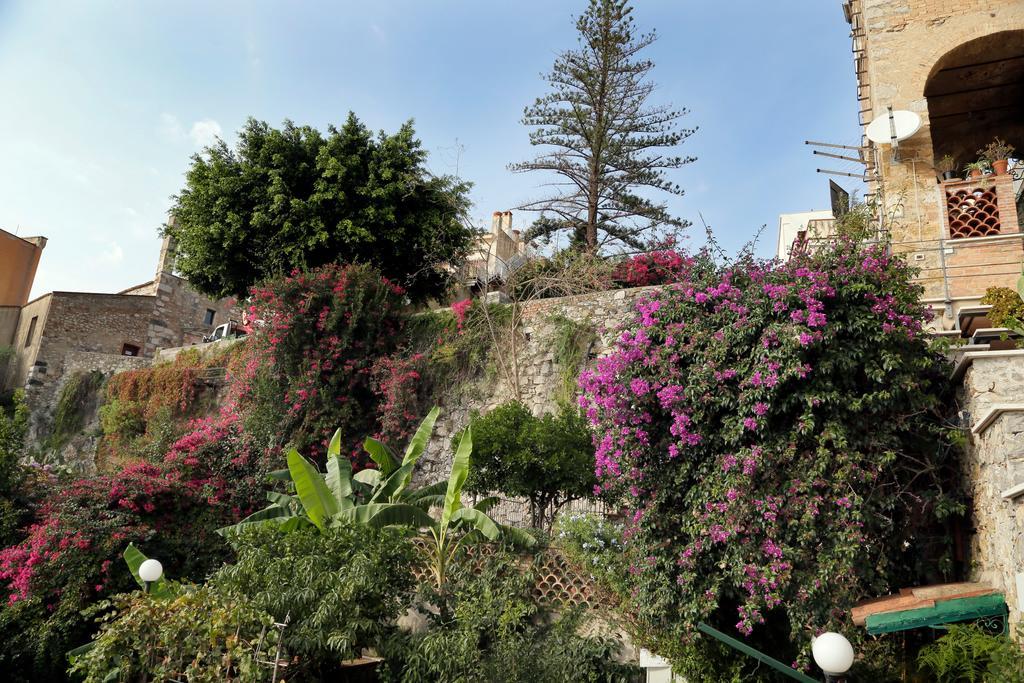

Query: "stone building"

xmin=853 ymin=0 xmax=1023 ymax=327
xmin=780 ymin=2 xmax=1024 ymax=329
xmin=0 ymin=226 xmax=235 ymax=455
xmin=455 ymin=210 xmax=531 ymax=296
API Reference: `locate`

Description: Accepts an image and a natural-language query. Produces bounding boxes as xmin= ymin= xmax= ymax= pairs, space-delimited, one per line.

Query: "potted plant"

xmin=978 ymin=137 xmax=1015 ymax=175
xmin=936 ymin=154 xmax=957 ymax=182
xmin=965 ymin=160 xmax=988 ymax=179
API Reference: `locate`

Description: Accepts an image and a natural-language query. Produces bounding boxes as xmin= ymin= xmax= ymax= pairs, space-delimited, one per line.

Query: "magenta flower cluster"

xmin=577 ymin=238 xmax=946 ymax=658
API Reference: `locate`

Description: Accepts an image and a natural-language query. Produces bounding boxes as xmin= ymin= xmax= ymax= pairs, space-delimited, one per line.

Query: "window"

xmin=24 ymin=316 xmax=38 ymax=347
xmin=203 ymin=309 xmax=216 ymax=326
xmin=121 ymin=343 xmax=141 ymax=357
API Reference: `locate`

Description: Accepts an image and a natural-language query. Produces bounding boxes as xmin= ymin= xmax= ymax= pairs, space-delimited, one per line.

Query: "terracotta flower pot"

xmin=969 ymin=168 xmax=983 ymax=178
xmin=992 ymin=159 xmax=1009 ymax=175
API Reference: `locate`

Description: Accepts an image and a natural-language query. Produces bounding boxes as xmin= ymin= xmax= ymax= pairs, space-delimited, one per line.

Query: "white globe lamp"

xmin=139 ymin=558 xmax=163 ymax=593
xmin=811 ymin=632 xmax=854 ymax=681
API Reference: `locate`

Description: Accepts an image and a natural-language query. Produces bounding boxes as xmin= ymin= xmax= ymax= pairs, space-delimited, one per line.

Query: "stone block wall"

xmin=957 ymin=350 xmax=1024 ymax=626
xmin=20 ymin=292 xmax=154 ymax=453
xmin=416 ymin=286 xmax=656 ymax=487
xmin=144 ymin=272 xmax=237 ymax=356
xmin=24 ymin=351 xmax=150 ymax=473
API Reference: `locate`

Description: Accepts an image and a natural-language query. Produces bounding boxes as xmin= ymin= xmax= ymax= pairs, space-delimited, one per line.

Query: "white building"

xmin=775 ymin=210 xmax=835 ymax=261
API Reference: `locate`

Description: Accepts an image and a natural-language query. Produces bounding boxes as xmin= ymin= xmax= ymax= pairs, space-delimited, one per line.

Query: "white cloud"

xmin=158 ymin=114 xmax=223 ymax=148
xmin=189 ymin=119 xmax=222 ymax=148
xmin=158 ymin=112 xmax=183 ymax=140
xmin=97 ymin=241 xmax=124 ymax=265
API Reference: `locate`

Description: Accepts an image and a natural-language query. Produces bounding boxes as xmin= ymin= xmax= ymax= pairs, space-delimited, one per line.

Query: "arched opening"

xmin=925 ymin=30 xmax=1024 ymax=167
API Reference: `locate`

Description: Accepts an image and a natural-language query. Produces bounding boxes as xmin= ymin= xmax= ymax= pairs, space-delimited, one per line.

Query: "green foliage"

xmin=917 ymin=624 xmax=1024 ymax=683
xmin=49 ymin=370 xmax=105 ymax=450
xmin=549 ymin=314 xmax=597 ymax=403
xmin=240 ymin=263 xmax=406 ymax=455
xmin=511 ymin=0 xmax=693 ymax=251
xmin=981 ymin=286 xmax=1024 ymax=334
xmin=211 ymin=523 xmax=417 ymax=676
xmin=577 ymin=240 xmax=966 ymax=678
xmin=167 ymin=114 xmax=474 ymax=302
xmin=389 ymin=547 xmax=639 ymax=683
xmin=0 ymin=345 xmax=13 ymax=376
xmin=833 ymin=196 xmax=877 ymax=241
xmin=0 ymin=390 xmax=30 ymax=548
xmin=466 ymin=402 xmax=597 ymax=529
xmin=67 ymin=586 xmax=276 ymax=683
xmin=97 ymin=398 xmax=146 ymax=442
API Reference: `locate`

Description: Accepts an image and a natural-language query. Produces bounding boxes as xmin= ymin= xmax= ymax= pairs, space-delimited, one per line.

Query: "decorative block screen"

xmin=946 ymin=184 xmax=1002 ymax=239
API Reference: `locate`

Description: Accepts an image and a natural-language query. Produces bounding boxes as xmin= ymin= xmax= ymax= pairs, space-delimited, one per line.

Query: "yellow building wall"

xmin=0 ymin=229 xmax=45 ymax=307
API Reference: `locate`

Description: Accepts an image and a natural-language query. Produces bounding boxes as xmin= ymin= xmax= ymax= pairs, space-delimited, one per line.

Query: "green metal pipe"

xmin=697 ymin=621 xmax=821 ymax=683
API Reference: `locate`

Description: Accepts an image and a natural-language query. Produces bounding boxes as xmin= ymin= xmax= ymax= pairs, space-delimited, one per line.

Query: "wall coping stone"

xmin=971 ymin=403 xmax=1024 ymax=435
xmin=1001 ymin=482 xmax=1024 ymax=502
xmin=952 ymin=349 xmax=1024 ymax=383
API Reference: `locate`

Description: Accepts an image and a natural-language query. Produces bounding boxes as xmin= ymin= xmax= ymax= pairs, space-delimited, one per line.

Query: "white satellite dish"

xmin=866 ymin=109 xmax=921 ymax=145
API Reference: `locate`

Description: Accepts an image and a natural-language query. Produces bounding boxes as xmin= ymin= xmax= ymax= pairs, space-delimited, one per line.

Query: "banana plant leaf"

xmin=363 ymin=437 xmax=399 ymax=475
xmin=123 ymin=543 xmax=174 ymax=598
xmin=287 ymin=448 xmax=340 ymax=531
xmin=441 ymin=427 xmax=472 ymax=530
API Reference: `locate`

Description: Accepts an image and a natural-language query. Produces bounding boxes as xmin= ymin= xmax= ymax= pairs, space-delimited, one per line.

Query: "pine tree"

xmin=511 ymin=0 xmax=695 ymax=252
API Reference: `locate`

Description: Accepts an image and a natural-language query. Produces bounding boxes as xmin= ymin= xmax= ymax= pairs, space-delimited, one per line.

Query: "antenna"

xmin=865 ymin=107 xmax=921 ymax=163
xmin=805 ymin=141 xmax=869 ymax=182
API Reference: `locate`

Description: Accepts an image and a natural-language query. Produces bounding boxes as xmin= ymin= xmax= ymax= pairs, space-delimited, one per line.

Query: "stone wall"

xmin=143 ymin=272 xmax=237 ymax=356
xmin=957 ymin=349 xmax=1024 ymax=627
xmin=24 ymin=351 xmax=151 ymax=473
xmin=417 ymin=286 xmax=655 ymax=488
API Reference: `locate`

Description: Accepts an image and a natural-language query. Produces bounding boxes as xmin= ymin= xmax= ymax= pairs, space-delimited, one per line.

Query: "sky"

xmin=0 ymin=1 xmax=867 ymax=300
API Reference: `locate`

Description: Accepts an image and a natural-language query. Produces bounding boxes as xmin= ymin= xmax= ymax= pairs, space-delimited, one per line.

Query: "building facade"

xmin=0 ymin=228 xmax=235 ymax=456
xmin=845 ymin=0 xmax=1024 ymax=328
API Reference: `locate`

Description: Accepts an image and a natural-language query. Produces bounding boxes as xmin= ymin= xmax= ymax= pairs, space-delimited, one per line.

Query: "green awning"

xmin=865 ymin=592 xmax=1007 ymax=635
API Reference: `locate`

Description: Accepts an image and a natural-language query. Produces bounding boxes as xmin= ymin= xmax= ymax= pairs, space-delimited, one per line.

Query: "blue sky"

xmin=0 ymin=1 xmax=866 ymax=299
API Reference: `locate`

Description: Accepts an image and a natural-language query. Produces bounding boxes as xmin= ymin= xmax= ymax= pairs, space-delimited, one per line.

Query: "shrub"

xmin=0 ymin=463 xmax=232 ymax=679
xmin=68 ymin=586 xmax=277 ymax=683
xmin=49 ymin=370 xmax=105 ymax=450
xmin=917 ymin=623 xmax=1024 ymax=683
xmin=0 ymin=391 xmax=31 ymax=549
xmin=981 ymin=286 xmax=1024 ymax=330
xmin=578 ymin=239 xmax=963 ymax=678
xmin=211 ymin=523 xmax=418 ymax=677
xmin=390 ymin=546 xmax=638 ymax=683
xmin=466 ymin=401 xmax=597 ymax=529
xmin=611 ymin=246 xmax=693 ymax=287
xmin=240 ymin=263 xmax=406 ymax=459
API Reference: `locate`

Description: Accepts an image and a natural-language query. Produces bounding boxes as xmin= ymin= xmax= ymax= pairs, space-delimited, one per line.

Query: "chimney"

xmin=491 ymin=211 xmax=503 ymax=236
xmin=502 ymin=210 xmax=513 ymax=233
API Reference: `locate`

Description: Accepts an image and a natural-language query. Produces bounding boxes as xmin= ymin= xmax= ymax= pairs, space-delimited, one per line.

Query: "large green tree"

xmin=166 ymin=114 xmax=474 ymax=302
xmin=511 ymin=0 xmax=695 ymax=252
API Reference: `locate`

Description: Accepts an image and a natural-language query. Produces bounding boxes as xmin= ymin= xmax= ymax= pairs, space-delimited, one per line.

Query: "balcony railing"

xmin=942 ymin=173 xmax=1020 ymax=240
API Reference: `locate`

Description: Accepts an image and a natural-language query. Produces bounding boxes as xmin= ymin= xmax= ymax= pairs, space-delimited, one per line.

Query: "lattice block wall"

xmin=410 ymin=541 xmax=604 ymax=610
xmin=946 ymin=184 xmax=1002 ymax=239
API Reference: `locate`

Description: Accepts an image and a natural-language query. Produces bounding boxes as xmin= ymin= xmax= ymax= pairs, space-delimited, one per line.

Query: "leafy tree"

xmin=166 ymin=114 xmax=474 ymax=302
xmin=511 ymin=0 xmax=695 ymax=252
xmin=466 ymin=402 xmax=597 ymax=530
